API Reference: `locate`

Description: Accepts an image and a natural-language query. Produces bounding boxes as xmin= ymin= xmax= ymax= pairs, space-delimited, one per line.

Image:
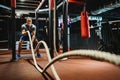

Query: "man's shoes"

xmin=16 ymin=54 xmax=21 ymax=60
xmin=37 ymin=53 xmax=42 ymax=58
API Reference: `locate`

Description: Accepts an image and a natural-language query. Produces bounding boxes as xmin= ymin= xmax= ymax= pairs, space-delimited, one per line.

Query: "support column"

xmin=67 ymin=26 xmax=70 ymax=51
xmin=97 ymin=20 xmax=102 ymax=39
xmin=35 ymin=12 xmax=39 ymax=39
xmin=11 ymin=0 xmax=16 ymax=61
xmin=53 ymin=0 xmax=59 ymax=53
xmin=63 ymin=0 xmax=68 ymax=52
xmin=49 ymin=0 xmax=54 ymax=58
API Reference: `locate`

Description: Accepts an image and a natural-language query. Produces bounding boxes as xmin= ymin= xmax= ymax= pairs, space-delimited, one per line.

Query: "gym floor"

xmin=0 ymin=49 xmax=120 ymax=80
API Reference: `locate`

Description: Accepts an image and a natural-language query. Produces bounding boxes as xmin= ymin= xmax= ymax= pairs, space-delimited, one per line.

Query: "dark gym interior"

xmin=0 ymin=0 xmax=120 ymax=80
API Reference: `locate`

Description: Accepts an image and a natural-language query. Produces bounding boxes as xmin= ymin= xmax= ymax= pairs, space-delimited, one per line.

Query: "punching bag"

xmin=11 ymin=0 xmax=16 ymax=8
xmin=80 ymin=11 xmax=90 ymax=38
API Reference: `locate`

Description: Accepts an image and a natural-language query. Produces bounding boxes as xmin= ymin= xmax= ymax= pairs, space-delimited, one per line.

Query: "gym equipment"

xmin=27 ymin=31 xmax=60 ymax=80
xmin=11 ymin=0 xmax=16 ymax=8
xmin=11 ymin=0 xmax=16 ymax=61
xmin=80 ymin=11 xmax=90 ymax=38
xmin=27 ymin=31 xmax=120 ymax=80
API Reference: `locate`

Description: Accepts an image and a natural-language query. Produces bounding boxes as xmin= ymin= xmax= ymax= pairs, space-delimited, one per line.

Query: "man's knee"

xmin=19 ymin=40 xmax=24 ymax=45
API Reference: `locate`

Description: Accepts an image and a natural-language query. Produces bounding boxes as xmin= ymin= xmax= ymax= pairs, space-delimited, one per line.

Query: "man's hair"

xmin=26 ymin=17 xmax=32 ymax=22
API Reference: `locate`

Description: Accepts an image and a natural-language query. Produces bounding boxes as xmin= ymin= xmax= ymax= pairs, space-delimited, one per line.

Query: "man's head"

xmin=26 ymin=17 xmax=32 ymax=27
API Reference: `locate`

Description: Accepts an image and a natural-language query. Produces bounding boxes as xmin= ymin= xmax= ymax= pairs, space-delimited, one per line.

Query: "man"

xmin=16 ymin=17 xmax=42 ymax=59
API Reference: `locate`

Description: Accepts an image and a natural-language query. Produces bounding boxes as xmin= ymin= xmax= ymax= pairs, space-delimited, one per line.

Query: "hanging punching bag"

xmin=80 ymin=11 xmax=90 ymax=38
xmin=11 ymin=0 xmax=16 ymax=8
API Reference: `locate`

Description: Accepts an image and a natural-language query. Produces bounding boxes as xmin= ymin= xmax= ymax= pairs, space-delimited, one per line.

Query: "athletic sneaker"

xmin=16 ymin=54 xmax=21 ymax=60
xmin=37 ymin=53 xmax=42 ymax=58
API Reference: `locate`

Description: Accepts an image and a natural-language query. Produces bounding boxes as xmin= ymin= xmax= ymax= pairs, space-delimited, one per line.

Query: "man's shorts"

xmin=20 ymin=36 xmax=29 ymax=41
xmin=20 ymin=35 xmax=37 ymax=41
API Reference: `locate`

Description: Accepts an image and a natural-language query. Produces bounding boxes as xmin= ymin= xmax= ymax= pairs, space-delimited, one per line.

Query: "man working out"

xmin=16 ymin=17 xmax=42 ymax=59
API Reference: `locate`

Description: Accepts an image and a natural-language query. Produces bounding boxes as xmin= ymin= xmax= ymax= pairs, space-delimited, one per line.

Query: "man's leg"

xmin=18 ymin=40 xmax=24 ymax=54
xmin=16 ymin=40 xmax=24 ymax=59
xmin=34 ymin=39 xmax=42 ymax=58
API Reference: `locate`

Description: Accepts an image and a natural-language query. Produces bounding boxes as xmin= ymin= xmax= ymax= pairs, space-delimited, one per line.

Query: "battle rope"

xmin=27 ymin=31 xmax=120 ymax=80
xmin=42 ymin=49 xmax=120 ymax=73
xmin=27 ymin=31 xmax=60 ymax=80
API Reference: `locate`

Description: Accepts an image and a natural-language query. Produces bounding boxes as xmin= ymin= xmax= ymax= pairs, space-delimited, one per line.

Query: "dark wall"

xmin=70 ymin=29 xmax=99 ymax=50
xmin=0 ymin=18 xmax=9 ymax=40
xmin=0 ymin=17 xmax=10 ymax=49
xmin=70 ymin=21 xmax=100 ymax=50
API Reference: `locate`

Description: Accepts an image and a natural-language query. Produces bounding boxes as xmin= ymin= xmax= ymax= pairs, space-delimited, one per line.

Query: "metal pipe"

xmin=53 ymin=0 xmax=59 ymax=55
xmin=11 ymin=0 xmax=16 ymax=61
xmin=91 ymin=1 xmax=120 ymax=15
xmin=67 ymin=27 xmax=70 ymax=51
xmin=35 ymin=0 xmax=46 ymax=43
xmin=0 ymin=4 xmax=11 ymax=10
xmin=35 ymin=0 xmax=46 ymax=12
xmin=63 ymin=0 xmax=68 ymax=52
xmin=38 ymin=1 xmax=63 ymax=12
xmin=48 ymin=0 xmax=54 ymax=58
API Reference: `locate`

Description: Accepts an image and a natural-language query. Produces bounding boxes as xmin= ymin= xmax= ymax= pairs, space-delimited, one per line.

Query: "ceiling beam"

xmin=35 ymin=0 xmax=46 ymax=12
xmin=0 ymin=4 xmax=11 ymax=10
xmin=17 ymin=0 xmax=40 ymax=3
xmin=38 ymin=1 xmax=63 ymax=12
xmin=91 ymin=1 xmax=120 ymax=15
xmin=17 ymin=3 xmax=37 ymax=6
xmin=16 ymin=5 xmax=36 ymax=9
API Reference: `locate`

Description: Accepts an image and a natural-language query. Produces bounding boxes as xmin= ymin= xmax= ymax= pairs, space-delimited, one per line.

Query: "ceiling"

xmin=0 ymin=0 xmax=120 ymax=21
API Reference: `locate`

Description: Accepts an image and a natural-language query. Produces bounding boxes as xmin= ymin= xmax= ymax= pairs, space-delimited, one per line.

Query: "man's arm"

xmin=21 ymin=24 xmax=27 ymax=36
xmin=31 ymin=30 xmax=36 ymax=42
xmin=22 ymin=29 xmax=27 ymax=36
xmin=31 ymin=24 xmax=37 ymax=42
